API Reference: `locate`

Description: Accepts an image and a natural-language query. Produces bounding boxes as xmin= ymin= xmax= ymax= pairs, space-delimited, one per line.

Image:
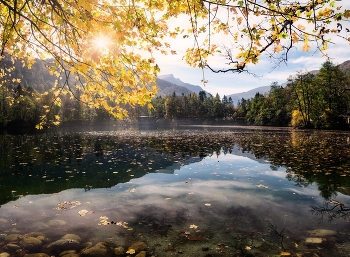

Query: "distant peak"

xmin=158 ymin=74 xmax=175 ymax=79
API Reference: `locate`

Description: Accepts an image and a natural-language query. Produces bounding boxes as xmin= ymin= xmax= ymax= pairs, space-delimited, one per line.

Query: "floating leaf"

xmin=77 ymin=210 xmax=89 ymax=216
xmin=189 ymin=224 xmax=198 ymax=229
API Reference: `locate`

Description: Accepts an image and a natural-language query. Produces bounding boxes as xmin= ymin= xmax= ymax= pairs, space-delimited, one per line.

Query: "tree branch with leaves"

xmin=0 ymin=0 xmax=348 ymax=128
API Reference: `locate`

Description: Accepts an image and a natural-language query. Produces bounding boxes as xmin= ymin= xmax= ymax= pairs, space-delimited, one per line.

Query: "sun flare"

xmin=92 ymin=35 xmax=111 ymax=52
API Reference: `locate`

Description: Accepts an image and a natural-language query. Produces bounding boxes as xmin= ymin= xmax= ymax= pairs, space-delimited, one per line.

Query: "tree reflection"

xmin=1 ymin=129 xmax=350 ymax=206
xmin=310 ymin=200 xmax=350 ymax=223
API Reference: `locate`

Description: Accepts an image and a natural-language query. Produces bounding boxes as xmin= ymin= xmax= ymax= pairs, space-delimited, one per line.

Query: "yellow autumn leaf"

xmin=298 ymin=24 xmax=306 ymax=30
xmin=344 ymin=9 xmax=350 ymax=19
xmin=302 ymin=43 xmax=311 ymax=52
xmin=126 ymin=249 xmax=135 ymax=254
xmin=274 ymin=45 xmax=283 ymax=53
xmin=280 ymin=252 xmax=291 ymax=256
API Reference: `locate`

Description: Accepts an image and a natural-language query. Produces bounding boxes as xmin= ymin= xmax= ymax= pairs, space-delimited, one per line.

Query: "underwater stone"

xmin=307 ymin=229 xmax=337 ymax=237
xmin=4 ymin=243 xmax=21 ymax=251
xmin=0 ymin=252 xmax=10 ymax=257
xmin=32 ymin=222 xmax=49 ymax=230
xmin=80 ymin=242 xmax=113 ymax=257
xmin=4 ymin=233 xmax=22 ymax=242
xmin=128 ymin=241 xmax=148 ymax=252
xmin=114 ymin=246 xmax=124 ymax=256
xmin=305 ymin=237 xmax=323 ymax=244
xmin=19 ymin=236 xmax=43 ymax=251
xmin=135 ymin=251 xmax=147 ymax=257
xmin=23 ymin=253 xmax=50 ymax=257
xmin=59 ymin=251 xmax=80 ymax=257
xmin=59 ymin=250 xmax=77 ymax=256
xmin=25 ymin=232 xmax=46 ymax=237
xmin=47 ymin=239 xmax=81 ymax=252
xmin=61 ymin=234 xmax=82 ymax=242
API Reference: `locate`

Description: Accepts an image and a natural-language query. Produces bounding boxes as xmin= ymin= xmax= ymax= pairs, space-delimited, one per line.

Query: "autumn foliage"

xmin=0 ymin=0 xmax=349 ymax=127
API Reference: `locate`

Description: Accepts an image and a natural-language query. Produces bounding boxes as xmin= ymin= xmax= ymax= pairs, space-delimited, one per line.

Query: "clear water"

xmin=1 ymin=126 xmax=350 ymax=256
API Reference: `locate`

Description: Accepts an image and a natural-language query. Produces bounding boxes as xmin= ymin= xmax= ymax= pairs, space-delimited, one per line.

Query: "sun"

xmin=92 ymin=35 xmax=112 ymax=52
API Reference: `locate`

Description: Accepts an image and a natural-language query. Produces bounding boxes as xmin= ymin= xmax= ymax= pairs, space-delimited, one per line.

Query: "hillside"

xmin=227 ymin=86 xmax=271 ymax=105
xmin=156 ymin=78 xmax=193 ymax=96
xmin=158 ymin=74 xmax=205 ymax=94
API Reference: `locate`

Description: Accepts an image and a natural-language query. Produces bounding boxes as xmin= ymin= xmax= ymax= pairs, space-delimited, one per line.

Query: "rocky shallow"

xmin=1 ymin=216 xmax=350 ymax=257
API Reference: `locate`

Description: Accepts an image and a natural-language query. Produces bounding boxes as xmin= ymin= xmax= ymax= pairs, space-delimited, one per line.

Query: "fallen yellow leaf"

xmin=280 ymin=252 xmax=291 ymax=256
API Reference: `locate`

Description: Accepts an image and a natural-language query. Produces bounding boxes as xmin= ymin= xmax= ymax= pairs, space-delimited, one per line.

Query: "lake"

xmin=1 ymin=125 xmax=350 ymax=257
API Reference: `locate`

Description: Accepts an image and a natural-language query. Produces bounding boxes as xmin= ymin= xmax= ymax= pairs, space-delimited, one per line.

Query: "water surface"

xmin=1 ymin=126 xmax=350 ymax=256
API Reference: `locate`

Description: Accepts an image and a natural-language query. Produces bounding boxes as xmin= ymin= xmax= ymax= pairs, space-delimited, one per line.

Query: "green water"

xmin=1 ymin=126 xmax=350 ymax=256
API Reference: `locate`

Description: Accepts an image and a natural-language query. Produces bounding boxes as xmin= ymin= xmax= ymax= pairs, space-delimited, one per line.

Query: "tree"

xmin=266 ymin=83 xmax=291 ymax=126
xmin=0 ymin=0 xmax=349 ymax=127
xmin=315 ymin=61 xmax=350 ymax=128
xmin=213 ymin=93 xmax=223 ymax=119
xmin=289 ymin=72 xmax=318 ymax=128
xmin=287 ymin=61 xmax=350 ymax=129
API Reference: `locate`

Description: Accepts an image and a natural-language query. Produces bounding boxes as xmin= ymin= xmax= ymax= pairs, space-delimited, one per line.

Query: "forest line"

xmin=1 ymin=61 xmax=349 ymax=130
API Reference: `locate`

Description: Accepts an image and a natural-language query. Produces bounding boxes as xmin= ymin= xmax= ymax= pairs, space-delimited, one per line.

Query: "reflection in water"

xmin=311 ymin=200 xmax=350 ymax=223
xmin=0 ymin=128 xmax=350 ymax=256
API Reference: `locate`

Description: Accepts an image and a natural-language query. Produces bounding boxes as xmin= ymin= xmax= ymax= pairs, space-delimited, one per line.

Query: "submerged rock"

xmin=80 ymin=242 xmax=113 ymax=257
xmin=61 ymin=234 xmax=81 ymax=242
xmin=128 ymin=241 xmax=148 ymax=252
xmin=4 ymin=243 xmax=21 ymax=251
xmin=135 ymin=251 xmax=147 ymax=257
xmin=47 ymin=219 xmax=67 ymax=227
xmin=47 ymin=239 xmax=80 ymax=252
xmin=32 ymin=222 xmax=49 ymax=230
xmin=19 ymin=236 xmax=43 ymax=251
xmin=25 ymin=232 xmax=46 ymax=238
xmin=305 ymin=237 xmax=323 ymax=244
xmin=24 ymin=232 xmax=48 ymax=244
xmin=59 ymin=250 xmax=80 ymax=257
xmin=23 ymin=253 xmax=50 ymax=257
xmin=0 ymin=252 xmax=10 ymax=257
xmin=114 ymin=246 xmax=124 ymax=256
xmin=4 ymin=233 xmax=22 ymax=242
xmin=308 ymin=229 xmax=337 ymax=237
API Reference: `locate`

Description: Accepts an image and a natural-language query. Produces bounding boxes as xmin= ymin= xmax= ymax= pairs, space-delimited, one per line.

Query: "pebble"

xmin=23 ymin=253 xmax=50 ymax=257
xmin=305 ymin=237 xmax=323 ymax=244
xmin=47 ymin=239 xmax=80 ymax=252
xmin=4 ymin=243 xmax=21 ymax=251
xmin=4 ymin=233 xmax=22 ymax=242
xmin=128 ymin=241 xmax=148 ymax=252
xmin=19 ymin=236 xmax=43 ymax=251
xmin=80 ymin=242 xmax=112 ymax=257
xmin=308 ymin=229 xmax=337 ymax=237
xmin=61 ymin=234 xmax=82 ymax=242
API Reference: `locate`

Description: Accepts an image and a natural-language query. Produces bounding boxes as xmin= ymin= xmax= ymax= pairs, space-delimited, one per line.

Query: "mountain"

xmin=156 ymin=77 xmax=193 ymax=96
xmin=227 ymin=85 xmax=271 ymax=105
xmin=339 ymin=60 xmax=350 ymax=73
xmin=158 ymin=74 xmax=205 ymax=94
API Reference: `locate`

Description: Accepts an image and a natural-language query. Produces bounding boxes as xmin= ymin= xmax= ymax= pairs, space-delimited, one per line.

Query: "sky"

xmin=154 ymin=2 xmax=350 ymax=97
